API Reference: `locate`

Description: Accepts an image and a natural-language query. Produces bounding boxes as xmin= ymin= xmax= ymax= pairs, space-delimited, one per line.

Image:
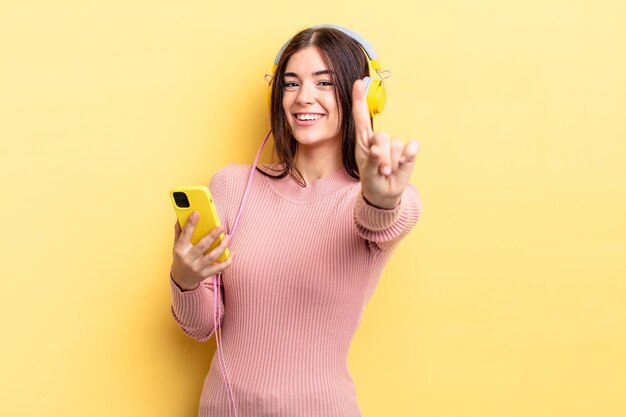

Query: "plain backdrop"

xmin=1 ymin=1 xmax=625 ymax=416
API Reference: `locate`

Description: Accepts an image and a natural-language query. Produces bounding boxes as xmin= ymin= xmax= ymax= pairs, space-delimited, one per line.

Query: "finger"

xmin=202 ymin=233 xmax=231 ymax=264
xmin=395 ymin=140 xmax=420 ymax=184
xmin=179 ymin=211 xmax=200 ymax=245
xmin=389 ymin=138 xmax=404 ymax=173
xmin=399 ymin=140 xmax=420 ymax=165
xmin=200 ymin=254 xmax=234 ymax=278
xmin=371 ymin=133 xmax=392 ymax=176
xmin=361 ymin=141 xmax=381 ymax=179
xmin=352 ymin=80 xmax=373 ymax=145
xmin=174 ymin=221 xmax=181 ymax=242
xmin=190 ymin=226 xmax=225 ymax=259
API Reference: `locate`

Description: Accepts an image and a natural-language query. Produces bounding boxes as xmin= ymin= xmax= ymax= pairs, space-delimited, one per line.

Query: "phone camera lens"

xmin=173 ymin=192 xmax=190 ymax=208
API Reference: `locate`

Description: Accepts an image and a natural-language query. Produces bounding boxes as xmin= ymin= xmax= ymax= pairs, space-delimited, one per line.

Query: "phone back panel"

xmin=170 ymin=186 xmax=229 ymax=262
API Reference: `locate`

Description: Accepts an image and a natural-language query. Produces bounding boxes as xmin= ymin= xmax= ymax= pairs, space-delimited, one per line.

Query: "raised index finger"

xmin=352 ymin=80 xmax=374 ymax=143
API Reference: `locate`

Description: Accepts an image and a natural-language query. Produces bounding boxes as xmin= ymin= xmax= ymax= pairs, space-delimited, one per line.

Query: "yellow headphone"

xmin=267 ymin=24 xmax=387 ymax=118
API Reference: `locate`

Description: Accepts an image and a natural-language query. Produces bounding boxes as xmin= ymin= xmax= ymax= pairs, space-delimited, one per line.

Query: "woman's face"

xmin=281 ymin=46 xmax=342 ymax=149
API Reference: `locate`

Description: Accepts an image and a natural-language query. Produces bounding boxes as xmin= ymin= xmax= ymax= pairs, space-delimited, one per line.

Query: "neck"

xmin=293 ymin=142 xmax=344 ymax=184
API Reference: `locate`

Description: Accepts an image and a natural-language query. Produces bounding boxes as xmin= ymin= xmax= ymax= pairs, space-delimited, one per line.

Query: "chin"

xmin=294 ymin=136 xmax=339 ymax=148
xmin=291 ymin=129 xmax=341 ymax=147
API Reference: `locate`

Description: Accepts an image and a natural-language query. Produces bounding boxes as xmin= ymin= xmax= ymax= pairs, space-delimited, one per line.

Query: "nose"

xmin=296 ymin=80 xmax=316 ymax=105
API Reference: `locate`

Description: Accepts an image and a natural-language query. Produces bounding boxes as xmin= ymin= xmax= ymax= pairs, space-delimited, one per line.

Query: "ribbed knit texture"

xmin=171 ymin=164 xmax=421 ymax=417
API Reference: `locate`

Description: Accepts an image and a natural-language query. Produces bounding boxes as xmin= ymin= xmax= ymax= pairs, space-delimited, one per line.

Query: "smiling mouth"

xmin=295 ymin=113 xmax=324 ymax=121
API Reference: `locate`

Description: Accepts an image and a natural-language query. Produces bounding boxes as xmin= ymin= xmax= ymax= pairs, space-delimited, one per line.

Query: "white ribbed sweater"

xmin=171 ymin=164 xmax=421 ymax=417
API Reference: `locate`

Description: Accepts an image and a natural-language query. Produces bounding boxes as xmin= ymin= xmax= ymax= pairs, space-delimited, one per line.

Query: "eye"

xmin=317 ymin=80 xmax=334 ymax=89
xmin=283 ymin=81 xmax=299 ymax=91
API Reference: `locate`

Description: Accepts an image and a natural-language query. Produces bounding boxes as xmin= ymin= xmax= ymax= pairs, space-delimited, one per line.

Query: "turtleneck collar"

xmin=263 ymin=164 xmax=359 ymax=204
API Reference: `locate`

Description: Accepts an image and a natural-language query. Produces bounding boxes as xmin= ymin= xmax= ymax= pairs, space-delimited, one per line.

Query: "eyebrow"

xmin=283 ymin=70 xmax=333 ymax=78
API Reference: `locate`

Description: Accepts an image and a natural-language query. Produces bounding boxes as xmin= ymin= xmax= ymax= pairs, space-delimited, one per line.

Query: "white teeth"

xmin=296 ymin=114 xmax=323 ymax=121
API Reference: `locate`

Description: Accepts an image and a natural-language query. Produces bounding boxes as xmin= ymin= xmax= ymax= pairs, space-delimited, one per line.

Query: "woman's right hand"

xmin=170 ymin=211 xmax=233 ymax=291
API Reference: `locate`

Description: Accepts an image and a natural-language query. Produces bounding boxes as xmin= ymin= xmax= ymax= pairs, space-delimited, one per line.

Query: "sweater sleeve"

xmin=170 ymin=276 xmax=224 ymax=342
xmin=169 ymin=166 xmax=230 ymax=341
xmin=353 ymin=183 xmax=421 ymax=252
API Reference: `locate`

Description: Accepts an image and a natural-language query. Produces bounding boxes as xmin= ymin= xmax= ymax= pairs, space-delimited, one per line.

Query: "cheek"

xmin=328 ymin=99 xmax=342 ymax=128
xmin=326 ymin=95 xmax=340 ymax=119
xmin=282 ymin=92 xmax=293 ymax=111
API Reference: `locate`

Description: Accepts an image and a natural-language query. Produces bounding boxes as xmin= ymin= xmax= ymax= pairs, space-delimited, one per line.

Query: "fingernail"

xmin=382 ymin=166 xmax=391 ymax=176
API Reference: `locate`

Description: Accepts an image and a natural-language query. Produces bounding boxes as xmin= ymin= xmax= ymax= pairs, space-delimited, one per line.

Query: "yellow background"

xmin=1 ymin=1 xmax=625 ymax=416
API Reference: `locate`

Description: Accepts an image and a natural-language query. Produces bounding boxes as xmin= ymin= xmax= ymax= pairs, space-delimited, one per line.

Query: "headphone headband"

xmin=272 ymin=24 xmax=381 ymax=71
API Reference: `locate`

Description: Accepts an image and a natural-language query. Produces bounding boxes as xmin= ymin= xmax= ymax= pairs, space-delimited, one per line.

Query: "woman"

xmin=170 ymin=25 xmax=421 ymax=417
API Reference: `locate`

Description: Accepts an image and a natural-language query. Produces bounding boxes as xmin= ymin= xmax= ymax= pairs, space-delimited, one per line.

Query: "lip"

xmin=292 ymin=113 xmax=325 ymax=126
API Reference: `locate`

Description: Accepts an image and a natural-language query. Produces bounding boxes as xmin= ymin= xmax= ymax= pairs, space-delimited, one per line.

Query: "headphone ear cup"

xmin=363 ymin=77 xmax=386 ymax=118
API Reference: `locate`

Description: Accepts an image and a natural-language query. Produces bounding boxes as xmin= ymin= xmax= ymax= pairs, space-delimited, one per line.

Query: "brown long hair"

xmin=258 ymin=26 xmax=370 ymax=186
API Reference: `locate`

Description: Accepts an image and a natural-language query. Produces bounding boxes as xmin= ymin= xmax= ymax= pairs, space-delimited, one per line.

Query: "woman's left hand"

xmin=352 ymin=79 xmax=420 ymax=209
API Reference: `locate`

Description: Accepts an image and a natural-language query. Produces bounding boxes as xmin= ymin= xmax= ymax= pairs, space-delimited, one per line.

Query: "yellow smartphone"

xmin=170 ymin=185 xmax=230 ymax=262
